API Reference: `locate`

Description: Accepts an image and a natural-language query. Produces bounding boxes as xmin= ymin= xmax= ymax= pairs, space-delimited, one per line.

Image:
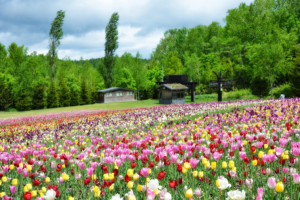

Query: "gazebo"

xmin=156 ymin=83 xmax=188 ymax=104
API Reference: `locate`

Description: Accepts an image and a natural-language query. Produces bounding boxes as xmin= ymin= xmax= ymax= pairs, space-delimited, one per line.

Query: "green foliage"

xmin=47 ymin=81 xmax=59 ymax=108
xmin=0 ymin=76 xmax=12 ymax=111
xmin=59 ymin=77 xmax=70 ymax=107
xmin=32 ymin=83 xmax=46 ymax=110
xmin=0 ymin=43 xmax=7 ymax=61
xmin=70 ymin=86 xmax=80 ymax=106
xmin=15 ymin=90 xmax=32 ymax=111
xmin=80 ymin=77 xmax=90 ymax=105
xmin=250 ymin=76 xmax=270 ymax=98
xmin=225 ymin=89 xmax=252 ymax=99
xmin=104 ymin=12 xmax=119 ymax=88
xmin=48 ymin=10 xmax=65 ymax=80
xmin=163 ymin=51 xmax=183 ymax=76
xmin=290 ymin=53 xmax=300 ymax=97
xmin=114 ymin=67 xmax=136 ymax=89
xmin=273 ymin=83 xmax=294 ymax=98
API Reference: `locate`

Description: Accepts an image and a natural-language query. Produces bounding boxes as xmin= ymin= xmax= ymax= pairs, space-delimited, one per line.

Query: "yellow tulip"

xmin=45 ymin=177 xmax=50 ymax=183
xmin=68 ymin=196 xmax=75 ymax=200
xmin=9 ymin=165 xmax=15 ymax=170
xmin=133 ymin=174 xmax=139 ymax=181
xmin=193 ymin=171 xmax=198 ymax=177
xmin=127 ymin=181 xmax=134 ymax=189
xmin=62 ymin=173 xmax=69 ymax=181
xmin=211 ymin=162 xmax=216 ymax=169
xmin=222 ymin=161 xmax=227 ymax=169
xmin=12 ymin=179 xmax=18 ymax=186
xmin=27 ymin=165 xmax=32 ymax=172
xmin=103 ymin=173 xmax=109 ymax=180
xmin=92 ymin=174 xmax=97 ymax=180
xmin=264 ymin=144 xmax=268 ymax=149
xmin=108 ymin=173 xmax=114 ymax=180
xmin=93 ymin=186 xmax=99 ymax=193
xmin=137 ymin=184 xmax=143 ymax=192
xmin=258 ymin=151 xmax=264 ymax=159
xmin=229 ymin=160 xmax=234 ymax=169
xmin=31 ymin=190 xmax=37 ymax=197
xmin=41 ymin=187 xmax=47 ymax=193
xmin=252 ymin=160 xmax=258 ymax=166
xmin=216 ymin=179 xmax=220 ymax=187
xmin=109 ymin=184 xmax=114 ymax=191
xmin=185 ymin=188 xmax=193 ymax=198
xmin=127 ymin=169 xmax=134 ymax=177
xmin=275 ymin=182 xmax=284 ymax=193
xmin=198 ymin=171 xmax=204 ymax=178
xmin=182 ymin=167 xmax=187 ymax=174
xmin=0 ymin=192 xmax=6 ymax=198
xmin=1 ymin=177 xmax=7 ymax=183
xmin=24 ymin=186 xmax=29 ymax=193
xmin=184 ymin=162 xmax=191 ymax=169
xmin=154 ymin=189 xmax=159 ymax=195
xmin=146 ymin=177 xmax=150 ymax=183
xmin=26 ymin=183 xmax=32 ymax=190
xmin=95 ymin=191 xmax=101 ymax=197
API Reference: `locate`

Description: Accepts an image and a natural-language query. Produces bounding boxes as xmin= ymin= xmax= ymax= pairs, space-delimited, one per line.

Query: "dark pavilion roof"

xmin=96 ymin=87 xmax=136 ymax=93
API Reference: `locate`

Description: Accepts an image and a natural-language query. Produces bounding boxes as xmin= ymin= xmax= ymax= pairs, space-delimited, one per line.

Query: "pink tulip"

xmin=283 ymin=167 xmax=288 ymax=173
xmin=190 ymin=158 xmax=199 ymax=168
xmin=141 ymin=168 xmax=149 ymax=177
xmin=146 ymin=189 xmax=155 ymax=200
xmin=78 ymin=162 xmax=85 ymax=170
xmin=267 ymin=177 xmax=276 ymax=189
xmin=293 ymin=173 xmax=300 ymax=183
xmin=87 ymin=167 xmax=94 ymax=176
xmin=9 ymin=186 xmax=16 ymax=194
xmin=239 ymin=152 xmax=246 ymax=159
xmin=256 ymin=187 xmax=263 ymax=200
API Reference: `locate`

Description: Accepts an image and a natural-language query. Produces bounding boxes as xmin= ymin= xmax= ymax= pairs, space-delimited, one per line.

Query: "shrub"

xmin=250 ymin=76 xmax=270 ymax=98
xmin=273 ymin=83 xmax=294 ymax=99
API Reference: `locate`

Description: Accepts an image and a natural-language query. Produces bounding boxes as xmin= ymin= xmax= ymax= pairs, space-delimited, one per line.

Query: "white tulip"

xmin=43 ymin=189 xmax=56 ymax=200
xmin=227 ymin=190 xmax=246 ymax=200
xmin=147 ymin=179 xmax=162 ymax=191
xmin=164 ymin=192 xmax=172 ymax=200
xmin=111 ymin=193 xmax=123 ymax=200
xmin=218 ymin=177 xmax=231 ymax=190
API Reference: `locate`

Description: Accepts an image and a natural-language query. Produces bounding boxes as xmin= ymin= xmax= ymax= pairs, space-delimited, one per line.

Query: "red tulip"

xmin=250 ymin=146 xmax=256 ymax=153
xmin=169 ymin=180 xmax=176 ymax=188
xmin=33 ymin=179 xmax=39 ymax=186
xmin=24 ymin=192 xmax=31 ymax=200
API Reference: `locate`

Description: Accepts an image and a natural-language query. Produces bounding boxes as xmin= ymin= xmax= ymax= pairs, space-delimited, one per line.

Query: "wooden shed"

xmin=156 ymin=83 xmax=188 ymax=104
xmin=96 ymin=87 xmax=136 ymax=103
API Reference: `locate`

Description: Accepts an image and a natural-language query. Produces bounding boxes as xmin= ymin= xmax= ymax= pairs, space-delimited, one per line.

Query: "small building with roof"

xmin=96 ymin=87 xmax=136 ymax=103
xmin=156 ymin=83 xmax=189 ymax=104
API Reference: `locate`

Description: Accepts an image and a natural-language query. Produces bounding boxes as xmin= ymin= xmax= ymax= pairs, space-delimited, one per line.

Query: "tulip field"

xmin=1 ymin=98 xmax=300 ymax=199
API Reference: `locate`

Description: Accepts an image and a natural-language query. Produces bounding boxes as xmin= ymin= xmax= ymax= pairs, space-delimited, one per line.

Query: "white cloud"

xmin=0 ymin=0 xmax=255 ymax=59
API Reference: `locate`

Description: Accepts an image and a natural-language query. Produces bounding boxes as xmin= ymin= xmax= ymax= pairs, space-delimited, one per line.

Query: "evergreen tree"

xmin=48 ymin=10 xmax=65 ymax=81
xmin=47 ymin=81 xmax=59 ymax=108
xmin=290 ymin=53 xmax=300 ymax=97
xmin=250 ymin=76 xmax=270 ymax=98
xmin=0 ymin=77 xmax=12 ymax=111
xmin=59 ymin=77 xmax=70 ymax=107
xmin=80 ymin=77 xmax=89 ymax=105
xmin=32 ymin=83 xmax=46 ymax=110
xmin=104 ymin=12 xmax=119 ymax=87
xmin=15 ymin=90 xmax=32 ymax=111
xmin=70 ymin=86 xmax=80 ymax=106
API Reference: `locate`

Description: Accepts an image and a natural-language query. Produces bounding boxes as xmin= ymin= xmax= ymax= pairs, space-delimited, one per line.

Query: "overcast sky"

xmin=0 ymin=0 xmax=254 ymax=60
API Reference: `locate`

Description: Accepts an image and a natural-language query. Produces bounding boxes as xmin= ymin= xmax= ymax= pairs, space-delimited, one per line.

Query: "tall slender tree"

xmin=48 ymin=10 xmax=65 ymax=81
xmin=32 ymin=83 xmax=46 ymax=110
xmin=104 ymin=12 xmax=119 ymax=87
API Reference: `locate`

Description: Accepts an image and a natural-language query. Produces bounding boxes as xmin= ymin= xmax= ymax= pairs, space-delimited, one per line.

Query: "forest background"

xmin=1 ymin=0 xmax=300 ymax=111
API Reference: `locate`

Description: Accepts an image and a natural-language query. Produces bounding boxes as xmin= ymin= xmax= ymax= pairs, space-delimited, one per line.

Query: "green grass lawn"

xmin=0 ymin=93 xmax=260 ymax=119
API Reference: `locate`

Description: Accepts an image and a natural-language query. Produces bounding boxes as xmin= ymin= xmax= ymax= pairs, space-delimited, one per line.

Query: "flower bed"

xmin=2 ymin=99 xmax=299 ymax=199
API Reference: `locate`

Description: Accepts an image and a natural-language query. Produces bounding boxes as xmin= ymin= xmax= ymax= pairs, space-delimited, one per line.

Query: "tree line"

xmin=1 ymin=0 xmax=300 ymax=111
